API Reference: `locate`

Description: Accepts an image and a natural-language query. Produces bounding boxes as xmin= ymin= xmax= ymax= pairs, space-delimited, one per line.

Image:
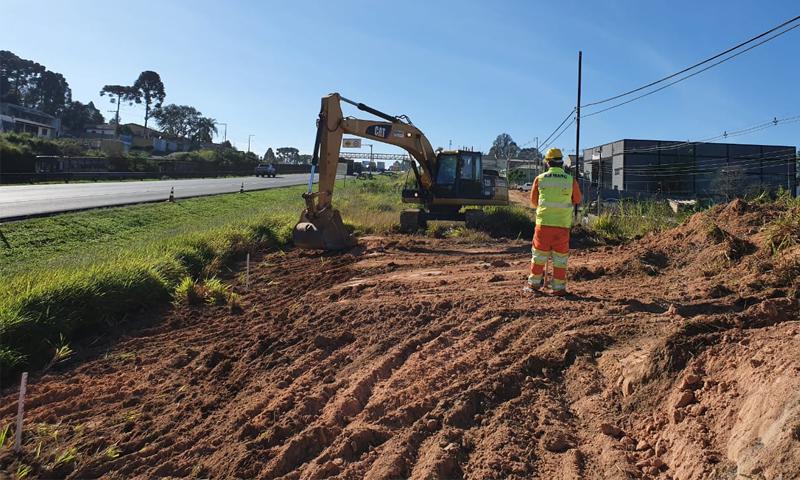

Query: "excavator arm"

xmin=310 ymin=93 xmax=437 ymax=213
xmin=294 ymin=93 xmax=438 ymax=249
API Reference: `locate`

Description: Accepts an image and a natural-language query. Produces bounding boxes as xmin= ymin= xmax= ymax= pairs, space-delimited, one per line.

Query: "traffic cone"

xmin=168 ymin=187 xmax=175 ymax=202
xmin=240 ymin=182 xmax=244 ymax=193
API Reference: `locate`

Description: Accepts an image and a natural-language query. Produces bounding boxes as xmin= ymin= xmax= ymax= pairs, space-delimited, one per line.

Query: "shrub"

xmin=227 ymin=292 xmax=243 ymax=313
xmin=589 ymin=200 xmax=684 ymax=241
xmin=0 ymin=262 xmax=172 ymax=376
xmin=174 ymin=277 xmax=203 ymax=305
xmin=472 ymin=206 xmax=534 ymax=239
xmin=204 ymin=278 xmax=230 ymax=305
xmin=766 ymin=200 xmax=800 ymax=253
xmin=592 ymin=213 xmax=625 ymax=240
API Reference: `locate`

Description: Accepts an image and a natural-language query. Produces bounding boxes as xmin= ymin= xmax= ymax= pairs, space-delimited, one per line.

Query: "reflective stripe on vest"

xmin=539 ymin=201 xmax=573 ymax=209
xmin=535 ymin=167 xmax=574 ymax=228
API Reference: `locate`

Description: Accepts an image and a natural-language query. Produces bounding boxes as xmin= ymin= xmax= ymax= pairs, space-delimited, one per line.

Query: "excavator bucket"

xmin=293 ymin=208 xmax=356 ymax=250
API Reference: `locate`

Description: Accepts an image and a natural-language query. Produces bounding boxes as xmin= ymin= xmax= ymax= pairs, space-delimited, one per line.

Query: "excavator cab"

xmin=403 ymin=150 xmax=507 ymax=205
xmin=399 ymin=149 xmax=508 ymax=230
xmin=431 ymin=150 xmax=484 ymax=198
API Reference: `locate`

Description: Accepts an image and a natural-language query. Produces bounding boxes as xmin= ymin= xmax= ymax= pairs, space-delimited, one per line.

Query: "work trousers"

xmin=528 ymin=225 xmax=570 ymax=291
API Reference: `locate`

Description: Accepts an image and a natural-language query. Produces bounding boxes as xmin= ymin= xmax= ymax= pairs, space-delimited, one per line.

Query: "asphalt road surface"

xmin=0 ymin=174 xmax=317 ymax=221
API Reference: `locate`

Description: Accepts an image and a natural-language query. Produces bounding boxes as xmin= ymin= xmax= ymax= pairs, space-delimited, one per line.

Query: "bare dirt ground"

xmin=2 ymin=199 xmax=799 ymax=479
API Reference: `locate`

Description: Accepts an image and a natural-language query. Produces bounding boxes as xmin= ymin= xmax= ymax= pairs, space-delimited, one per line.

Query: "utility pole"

xmin=107 ymin=110 xmax=117 ymax=138
xmin=574 ymin=51 xmax=582 ymax=218
xmin=531 ymin=136 xmax=538 ymax=181
xmin=219 ymin=122 xmax=228 ymax=143
xmin=364 ymin=144 xmax=374 ymax=172
xmin=597 ymin=150 xmax=602 ymax=215
xmin=247 ymin=134 xmax=255 ymax=153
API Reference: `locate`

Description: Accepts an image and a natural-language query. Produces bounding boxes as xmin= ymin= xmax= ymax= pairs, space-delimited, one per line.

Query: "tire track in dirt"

xmin=3 ymin=201 xmax=799 ymax=479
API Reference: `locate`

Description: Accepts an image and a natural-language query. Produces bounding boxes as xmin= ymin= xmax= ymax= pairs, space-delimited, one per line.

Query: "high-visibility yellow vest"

xmin=535 ymin=167 xmax=574 ymax=228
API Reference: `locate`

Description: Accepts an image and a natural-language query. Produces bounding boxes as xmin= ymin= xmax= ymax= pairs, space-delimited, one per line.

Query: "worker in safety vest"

xmin=527 ymin=148 xmax=582 ymax=296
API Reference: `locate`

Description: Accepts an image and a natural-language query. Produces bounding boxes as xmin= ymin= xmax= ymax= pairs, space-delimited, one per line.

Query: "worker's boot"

xmin=525 ymin=274 xmax=543 ymax=293
xmin=550 ymin=277 xmax=567 ymax=296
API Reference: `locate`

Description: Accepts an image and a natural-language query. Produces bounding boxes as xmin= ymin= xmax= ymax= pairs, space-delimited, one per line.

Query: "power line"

xmin=581 ymin=21 xmax=800 ymax=119
xmin=581 ymin=15 xmax=800 ymax=108
xmin=540 ymin=117 xmax=576 ymax=152
xmin=523 ymin=108 xmax=575 ymax=149
xmin=531 ymin=15 xmax=800 ymax=169
xmin=594 ymin=115 xmax=800 ymax=155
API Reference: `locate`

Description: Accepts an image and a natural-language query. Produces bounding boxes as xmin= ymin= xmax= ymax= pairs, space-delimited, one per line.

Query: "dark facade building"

xmin=582 ymin=139 xmax=797 ymax=198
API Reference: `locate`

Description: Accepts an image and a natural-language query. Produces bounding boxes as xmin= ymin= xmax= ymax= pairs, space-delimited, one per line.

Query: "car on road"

xmin=520 ymin=182 xmax=533 ymax=192
xmin=255 ymin=163 xmax=277 ymax=178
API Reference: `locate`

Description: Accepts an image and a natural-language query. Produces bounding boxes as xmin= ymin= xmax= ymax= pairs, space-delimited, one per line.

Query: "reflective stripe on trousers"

xmin=532 ymin=248 xmax=550 ymax=265
xmin=551 ymin=251 xmax=569 ymax=269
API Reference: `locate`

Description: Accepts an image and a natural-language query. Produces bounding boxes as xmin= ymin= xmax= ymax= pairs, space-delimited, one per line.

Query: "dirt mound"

xmin=607 ymin=199 xmax=797 ymax=294
xmin=1 ymin=205 xmax=799 ymax=478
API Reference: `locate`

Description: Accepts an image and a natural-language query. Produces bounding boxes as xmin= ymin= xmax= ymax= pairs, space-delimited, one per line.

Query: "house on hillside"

xmin=116 ymin=123 xmax=192 ymax=153
xmin=84 ymin=123 xmax=116 ymax=138
xmin=0 ymin=102 xmax=61 ymax=138
xmin=122 ymin=123 xmax=160 ymax=138
xmin=152 ymin=137 xmax=190 ymax=153
xmin=78 ymin=123 xmax=130 ymax=155
xmin=121 ymin=123 xmax=164 ymax=149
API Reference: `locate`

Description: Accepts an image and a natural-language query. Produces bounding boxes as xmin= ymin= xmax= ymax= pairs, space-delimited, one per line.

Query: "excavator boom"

xmin=293 ymin=93 xmax=439 ymax=250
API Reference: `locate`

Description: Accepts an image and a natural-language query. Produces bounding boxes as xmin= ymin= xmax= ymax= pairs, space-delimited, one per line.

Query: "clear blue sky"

xmin=2 ymin=0 xmax=798 ymax=156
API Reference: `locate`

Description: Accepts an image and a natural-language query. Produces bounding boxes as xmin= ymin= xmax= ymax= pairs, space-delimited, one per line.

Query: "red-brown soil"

xmin=1 ymin=200 xmax=799 ymax=479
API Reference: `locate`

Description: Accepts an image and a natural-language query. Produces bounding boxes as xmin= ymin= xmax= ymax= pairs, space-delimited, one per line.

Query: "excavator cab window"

xmin=460 ymin=154 xmax=476 ymax=180
xmin=435 ymin=154 xmax=458 ymax=194
xmin=458 ymin=152 xmax=482 ymax=196
xmin=433 ymin=152 xmax=484 ymax=198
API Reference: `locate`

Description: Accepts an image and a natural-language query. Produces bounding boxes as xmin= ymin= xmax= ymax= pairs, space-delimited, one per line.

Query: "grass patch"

xmin=588 ymin=200 xmax=687 ymax=241
xmin=204 ymin=278 xmax=231 ymax=306
xmin=0 ymin=423 xmax=10 ymax=448
xmin=335 ymin=175 xmax=406 ymax=234
xmin=16 ymin=464 xmax=32 ymax=479
xmin=475 ymin=206 xmax=535 ymax=239
xmin=174 ymin=277 xmax=203 ymax=305
xmin=0 ymin=176 xmax=411 ymax=379
xmin=426 ymin=205 xmax=534 ymax=240
xmin=766 ymin=194 xmax=800 ymax=253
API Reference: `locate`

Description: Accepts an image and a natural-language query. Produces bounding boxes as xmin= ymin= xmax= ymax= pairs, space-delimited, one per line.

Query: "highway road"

xmin=0 ymin=174 xmax=316 ymax=221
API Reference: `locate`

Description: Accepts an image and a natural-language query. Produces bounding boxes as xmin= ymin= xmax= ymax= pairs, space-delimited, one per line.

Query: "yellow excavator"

xmin=293 ymin=93 xmax=509 ymax=250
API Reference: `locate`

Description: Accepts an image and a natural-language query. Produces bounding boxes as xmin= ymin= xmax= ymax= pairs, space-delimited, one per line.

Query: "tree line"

xmin=0 ymin=50 xmax=104 ymax=133
xmin=0 ymin=50 xmax=219 ymax=143
xmin=99 ymin=75 xmax=217 ymax=143
xmin=0 ymin=54 xmax=547 ymax=164
xmin=487 ymin=133 xmax=542 ymax=161
xmin=261 ymin=147 xmax=312 ymax=164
